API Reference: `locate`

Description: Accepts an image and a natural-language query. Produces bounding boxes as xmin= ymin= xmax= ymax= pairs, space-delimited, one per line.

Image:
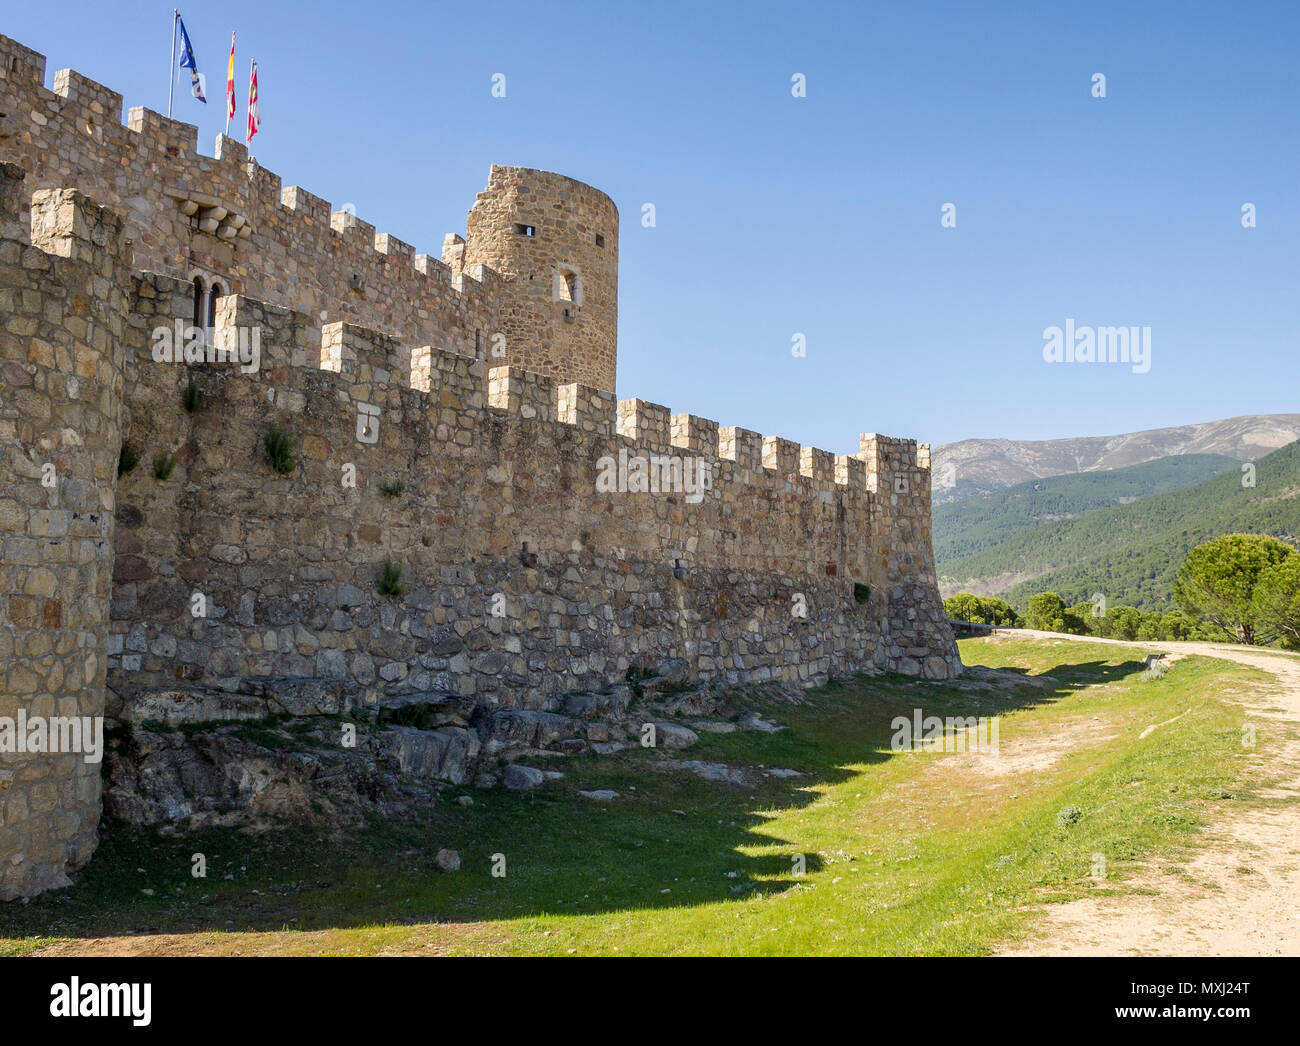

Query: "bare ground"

xmin=998 ymin=630 xmax=1300 ymax=957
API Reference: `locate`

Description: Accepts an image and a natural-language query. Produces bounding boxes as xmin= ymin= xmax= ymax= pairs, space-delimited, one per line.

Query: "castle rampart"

xmin=0 ymin=34 xmax=959 ymax=899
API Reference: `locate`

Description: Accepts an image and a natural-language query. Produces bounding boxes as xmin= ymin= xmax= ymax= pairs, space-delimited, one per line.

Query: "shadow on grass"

xmin=0 ymin=654 xmax=1150 ymax=946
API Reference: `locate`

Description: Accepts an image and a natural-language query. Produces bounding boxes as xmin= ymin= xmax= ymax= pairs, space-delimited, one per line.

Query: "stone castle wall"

xmin=0 ymin=33 xmax=959 ymax=899
xmin=106 ymin=291 xmax=956 ymax=714
xmin=0 ymin=170 xmax=127 ymax=898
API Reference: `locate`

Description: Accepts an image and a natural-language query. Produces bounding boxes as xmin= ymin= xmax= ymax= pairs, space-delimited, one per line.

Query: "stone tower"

xmin=446 ymin=165 xmax=619 ymax=393
xmin=0 ymin=168 xmax=129 ymax=899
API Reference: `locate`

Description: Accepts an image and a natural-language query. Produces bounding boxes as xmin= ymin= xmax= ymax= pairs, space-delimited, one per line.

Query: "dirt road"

xmin=998 ymin=630 xmax=1300 ymax=957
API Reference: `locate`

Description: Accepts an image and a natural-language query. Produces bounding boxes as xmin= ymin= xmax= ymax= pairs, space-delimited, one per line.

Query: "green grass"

xmin=0 ymin=636 xmax=1270 ymax=956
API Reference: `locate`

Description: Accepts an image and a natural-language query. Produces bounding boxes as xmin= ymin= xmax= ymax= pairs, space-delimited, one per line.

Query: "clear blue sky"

xmin=7 ymin=0 xmax=1297 ymax=454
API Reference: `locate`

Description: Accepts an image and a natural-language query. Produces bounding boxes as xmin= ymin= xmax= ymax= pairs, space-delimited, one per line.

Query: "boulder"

xmin=434 ymin=848 xmax=461 ymax=872
xmin=503 ymin=764 xmax=545 ymax=790
xmin=651 ymin=722 xmax=698 ymax=750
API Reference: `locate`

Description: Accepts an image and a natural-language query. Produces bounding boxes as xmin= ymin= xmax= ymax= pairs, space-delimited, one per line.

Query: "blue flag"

xmin=177 ymin=17 xmax=207 ymax=103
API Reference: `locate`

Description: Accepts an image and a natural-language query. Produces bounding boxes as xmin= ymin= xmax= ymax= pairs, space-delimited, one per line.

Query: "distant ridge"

xmin=933 ymin=413 xmax=1300 ymax=504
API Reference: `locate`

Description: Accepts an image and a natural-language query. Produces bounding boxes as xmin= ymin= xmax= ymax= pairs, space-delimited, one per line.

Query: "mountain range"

xmin=932 ymin=413 xmax=1300 ymax=504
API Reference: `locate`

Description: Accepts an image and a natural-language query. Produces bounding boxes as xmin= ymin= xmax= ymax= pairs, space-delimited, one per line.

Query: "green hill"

xmin=933 ymin=453 xmax=1241 ymax=566
xmin=937 ymin=441 xmax=1300 ymax=611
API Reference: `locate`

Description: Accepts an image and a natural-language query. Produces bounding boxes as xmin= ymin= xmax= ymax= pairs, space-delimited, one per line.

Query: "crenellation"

xmin=280 ymin=184 xmax=331 ymax=223
xmin=488 ymin=365 xmax=556 ymax=422
xmin=0 ymin=35 xmax=45 ymax=85
xmin=50 ymin=68 xmax=123 ymax=123
xmin=762 ymin=435 xmax=801 ymax=479
xmin=617 ymin=398 xmax=671 ymax=450
xmin=126 ymin=107 xmax=198 ymax=157
xmin=670 ymin=413 xmax=720 ymax=457
xmin=558 ymin=382 xmax=616 ymax=436
xmin=376 ymin=232 xmax=414 ymax=262
xmin=719 ymin=426 xmax=764 ymax=471
xmin=835 ymin=454 xmax=867 ymax=490
xmin=800 ymin=446 xmax=837 ymax=485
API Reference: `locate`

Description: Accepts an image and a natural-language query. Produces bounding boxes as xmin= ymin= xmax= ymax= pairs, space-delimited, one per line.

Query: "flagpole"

xmin=167 ymin=9 xmax=177 ymax=118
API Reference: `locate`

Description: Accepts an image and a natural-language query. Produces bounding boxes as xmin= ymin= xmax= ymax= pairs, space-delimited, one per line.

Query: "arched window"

xmin=207 ymin=282 xmax=222 ymax=329
xmin=192 ymin=276 xmax=205 ymax=327
xmin=556 ymin=267 xmax=581 ymax=305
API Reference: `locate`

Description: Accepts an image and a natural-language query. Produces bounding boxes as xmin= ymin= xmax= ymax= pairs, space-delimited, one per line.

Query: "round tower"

xmin=461 ymin=166 xmax=618 ymax=393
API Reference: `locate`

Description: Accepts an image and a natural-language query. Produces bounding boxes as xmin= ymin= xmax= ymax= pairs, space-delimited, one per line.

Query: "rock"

xmin=456 ymin=795 xmax=473 ymax=806
xmin=378 ymin=690 xmax=475 ymax=728
xmin=764 ymin=768 xmax=805 ymax=778
xmin=433 ymin=848 xmax=460 ymax=872
xmin=245 ymin=676 xmax=360 ymax=716
xmin=639 ymin=657 xmax=690 ymax=693
xmin=474 ymin=773 xmax=498 ymax=789
xmin=563 ymin=694 xmax=599 ymax=717
xmin=378 ymin=726 xmax=480 ymax=785
xmin=123 ymin=686 xmax=270 ymax=726
xmin=738 ymin=711 xmax=784 ymax=733
xmin=503 ymin=764 xmax=545 ymax=790
xmin=676 ymin=760 xmax=747 ymax=785
xmin=542 ymin=770 xmax=565 ymax=781
xmin=651 ymin=722 xmax=698 ymax=750
xmin=591 ymin=742 xmax=625 ymax=755
xmin=691 ymin=720 xmax=736 ymax=734
xmin=578 ymin=789 xmax=619 ymax=801
xmin=479 ymin=709 xmax=576 ymax=754
xmin=664 ymin=688 xmax=722 ymax=718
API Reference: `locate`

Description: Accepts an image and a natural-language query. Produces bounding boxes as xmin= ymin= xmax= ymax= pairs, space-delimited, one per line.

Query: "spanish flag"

xmin=225 ymin=33 xmax=236 ymax=120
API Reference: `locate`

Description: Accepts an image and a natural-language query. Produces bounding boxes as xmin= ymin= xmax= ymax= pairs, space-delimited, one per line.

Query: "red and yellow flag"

xmin=225 ymin=33 xmax=236 ymax=120
xmin=246 ymin=61 xmax=260 ymax=145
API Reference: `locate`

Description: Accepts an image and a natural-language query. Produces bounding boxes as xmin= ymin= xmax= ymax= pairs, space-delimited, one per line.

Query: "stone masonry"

xmin=0 ymin=34 xmax=960 ymax=900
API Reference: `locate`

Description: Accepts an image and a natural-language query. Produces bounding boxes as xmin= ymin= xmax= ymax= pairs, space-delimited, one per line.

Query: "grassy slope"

xmin=934 ymin=453 xmax=1240 ymax=565
xmin=939 ymin=440 xmax=1300 ymax=610
xmin=0 ymin=637 xmax=1269 ymax=956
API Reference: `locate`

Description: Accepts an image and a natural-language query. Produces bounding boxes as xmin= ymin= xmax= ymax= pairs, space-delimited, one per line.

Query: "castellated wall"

xmin=107 ymin=287 xmax=958 ymax=717
xmin=0 ymin=31 xmax=959 ymax=899
xmin=0 ymin=168 xmax=127 ymax=899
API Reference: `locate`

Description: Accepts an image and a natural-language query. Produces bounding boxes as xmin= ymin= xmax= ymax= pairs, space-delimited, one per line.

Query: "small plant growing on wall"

xmin=379 ymin=479 xmax=405 ymax=499
xmin=853 ymin=582 xmax=871 ymax=605
xmin=264 ymin=426 xmax=296 ymax=475
xmin=377 ymin=560 xmax=405 ymax=598
xmin=117 ymin=442 xmax=140 ymax=476
xmin=182 ymin=381 xmax=205 ymax=413
xmin=152 ymin=451 xmax=177 ymax=481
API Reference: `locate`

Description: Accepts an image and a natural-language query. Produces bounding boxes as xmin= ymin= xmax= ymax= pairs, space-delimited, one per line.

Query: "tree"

xmin=1104 ymin=605 xmax=1143 ymax=641
xmin=943 ymin=593 xmax=1021 ymax=627
xmin=1173 ymin=534 xmax=1296 ymax=644
xmin=1025 ymin=592 xmax=1068 ymax=632
xmin=1253 ymin=556 xmax=1300 ymax=651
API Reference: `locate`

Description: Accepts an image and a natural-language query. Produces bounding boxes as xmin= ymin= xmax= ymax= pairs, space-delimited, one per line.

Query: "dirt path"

xmin=997 ymin=630 xmax=1300 ymax=957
